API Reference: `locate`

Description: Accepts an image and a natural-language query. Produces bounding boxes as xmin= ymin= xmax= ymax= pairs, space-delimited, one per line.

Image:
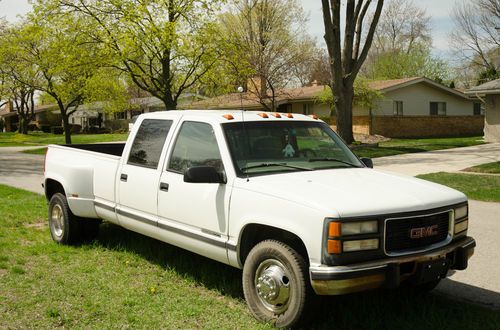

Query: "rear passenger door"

xmin=117 ymin=118 xmax=174 ymax=231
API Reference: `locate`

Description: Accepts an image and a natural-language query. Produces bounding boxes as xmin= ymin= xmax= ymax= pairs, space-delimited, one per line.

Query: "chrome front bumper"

xmin=310 ymin=237 xmax=476 ymax=295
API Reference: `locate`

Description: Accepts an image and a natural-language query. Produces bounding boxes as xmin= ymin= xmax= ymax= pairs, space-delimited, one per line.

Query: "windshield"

xmin=222 ymin=121 xmax=363 ymax=176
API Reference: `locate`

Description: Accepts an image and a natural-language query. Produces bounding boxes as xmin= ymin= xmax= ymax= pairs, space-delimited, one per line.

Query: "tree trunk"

xmin=18 ymin=117 xmax=29 ymax=135
xmin=333 ymin=85 xmax=354 ymax=144
xmin=62 ymin=115 xmax=72 ymax=144
xmin=162 ymin=95 xmax=177 ymax=110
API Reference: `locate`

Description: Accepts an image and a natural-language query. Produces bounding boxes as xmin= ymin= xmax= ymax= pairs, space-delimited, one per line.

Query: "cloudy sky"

xmin=0 ymin=0 xmax=459 ymax=57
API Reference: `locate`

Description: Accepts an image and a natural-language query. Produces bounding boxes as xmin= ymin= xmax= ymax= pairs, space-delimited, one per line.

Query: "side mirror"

xmin=361 ymin=157 xmax=373 ymax=168
xmin=184 ymin=166 xmax=226 ymax=184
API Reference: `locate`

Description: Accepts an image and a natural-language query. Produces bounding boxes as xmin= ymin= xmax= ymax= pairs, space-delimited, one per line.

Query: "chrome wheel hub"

xmin=255 ymin=259 xmax=291 ymax=314
xmin=50 ymin=204 xmax=64 ymax=238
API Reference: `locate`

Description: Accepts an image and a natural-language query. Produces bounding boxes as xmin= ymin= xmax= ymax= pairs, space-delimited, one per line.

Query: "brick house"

xmin=187 ymin=77 xmax=483 ymax=138
xmin=466 ymin=78 xmax=500 ymax=142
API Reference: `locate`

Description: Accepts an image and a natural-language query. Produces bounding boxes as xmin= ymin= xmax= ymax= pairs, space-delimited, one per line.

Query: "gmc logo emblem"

xmin=410 ymin=225 xmax=439 ymax=239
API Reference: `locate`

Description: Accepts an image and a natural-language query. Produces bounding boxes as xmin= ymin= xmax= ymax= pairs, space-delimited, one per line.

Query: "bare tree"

xmin=372 ymin=0 xmax=430 ymax=55
xmin=321 ymin=0 xmax=384 ymax=144
xmin=451 ymin=0 xmax=500 ymax=81
xmin=220 ymin=0 xmax=315 ymax=111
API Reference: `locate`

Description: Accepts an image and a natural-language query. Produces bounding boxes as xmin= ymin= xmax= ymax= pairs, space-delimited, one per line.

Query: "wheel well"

xmin=45 ymin=179 xmax=65 ymax=201
xmin=239 ymin=224 xmax=309 ymax=266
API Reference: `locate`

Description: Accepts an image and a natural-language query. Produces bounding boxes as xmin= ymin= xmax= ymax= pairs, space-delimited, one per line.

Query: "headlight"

xmin=343 ymin=239 xmax=379 ymax=252
xmin=454 ymin=220 xmax=468 ymax=234
xmin=341 ymin=221 xmax=378 ymax=235
xmin=455 ymin=205 xmax=468 ymax=220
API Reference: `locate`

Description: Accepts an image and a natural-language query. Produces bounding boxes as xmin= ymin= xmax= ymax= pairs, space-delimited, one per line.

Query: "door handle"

xmin=120 ymin=173 xmax=128 ymax=182
xmin=159 ymin=182 xmax=169 ymax=192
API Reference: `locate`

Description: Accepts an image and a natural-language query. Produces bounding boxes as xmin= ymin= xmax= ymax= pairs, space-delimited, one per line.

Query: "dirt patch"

xmin=24 ymin=221 xmax=47 ymax=230
xmin=354 ymin=133 xmax=390 ymax=144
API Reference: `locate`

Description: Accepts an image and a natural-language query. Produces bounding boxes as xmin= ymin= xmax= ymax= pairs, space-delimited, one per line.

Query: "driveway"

xmin=373 ymin=143 xmax=500 ymax=176
xmin=0 ymin=147 xmax=45 ymax=195
xmin=0 ymin=144 xmax=499 ymax=309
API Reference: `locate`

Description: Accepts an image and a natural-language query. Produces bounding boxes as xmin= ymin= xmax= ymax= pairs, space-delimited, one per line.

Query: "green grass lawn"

xmin=353 ymin=136 xmax=485 ymax=159
xmin=1 ymin=185 xmax=499 ymax=328
xmin=463 ymin=161 xmax=500 ymax=174
xmin=417 ymin=172 xmax=500 ymax=202
xmin=0 ymin=132 xmax=129 ymax=147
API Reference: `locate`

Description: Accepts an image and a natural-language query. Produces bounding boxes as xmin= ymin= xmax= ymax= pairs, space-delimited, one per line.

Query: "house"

xmin=0 ymin=102 xmax=61 ymax=132
xmin=187 ymin=77 xmax=483 ymax=138
xmin=466 ymin=78 xmax=500 ymax=142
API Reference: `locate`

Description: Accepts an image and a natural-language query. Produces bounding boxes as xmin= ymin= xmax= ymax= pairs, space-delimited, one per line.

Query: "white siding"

xmin=372 ymin=83 xmax=474 ymax=116
xmin=485 ymin=95 xmax=500 ymax=142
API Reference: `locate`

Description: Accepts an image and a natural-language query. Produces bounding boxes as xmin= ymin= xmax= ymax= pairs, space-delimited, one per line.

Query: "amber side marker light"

xmin=309 ymin=114 xmax=319 ymax=120
xmin=329 ymin=222 xmax=341 ymax=236
xmin=258 ymin=113 xmax=269 ymax=118
xmin=271 ymin=113 xmax=281 ymax=118
xmin=286 ymin=113 xmax=294 ymax=118
xmin=222 ymin=114 xmax=234 ymax=120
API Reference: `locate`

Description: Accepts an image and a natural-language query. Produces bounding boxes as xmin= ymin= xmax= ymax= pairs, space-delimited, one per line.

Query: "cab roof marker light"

xmin=258 ymin=113 xmax=269 ymax=118
xmin=309 ymin=114 xmax=319 ymax=120
xmin=271 ymin=113 xmax=282 ymax=118
xmin=222 ymin=114 xmax=234 ymax=120
xmin=286 ymin=113 xmax=294 ymax=118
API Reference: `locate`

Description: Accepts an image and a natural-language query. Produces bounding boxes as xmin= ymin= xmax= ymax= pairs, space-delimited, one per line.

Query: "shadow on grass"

xmin=90 ymin=223 xmax=500 ymax=329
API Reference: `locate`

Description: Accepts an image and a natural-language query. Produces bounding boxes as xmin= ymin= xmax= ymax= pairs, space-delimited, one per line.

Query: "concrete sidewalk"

xmin=373 ymin=143 xmax=500 ymax=176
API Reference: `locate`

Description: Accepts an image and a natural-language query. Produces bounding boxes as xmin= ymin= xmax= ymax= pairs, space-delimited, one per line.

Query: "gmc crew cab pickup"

xmin=44 ymin=110 xmax=475 ymax=327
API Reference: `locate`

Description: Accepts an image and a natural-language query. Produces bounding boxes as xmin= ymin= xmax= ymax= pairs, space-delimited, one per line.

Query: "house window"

xmin=393 ymin=101 xmax=403 ymax=116
xmin=277 ymin=103 xmax=292 ymax=113
xmin=114 ymin=111 xmax=127 ymax=120
xmin=473 ymin=102 xmax=482 ymax=116
xmin=430 ymin=102 xmax=446 ymax=116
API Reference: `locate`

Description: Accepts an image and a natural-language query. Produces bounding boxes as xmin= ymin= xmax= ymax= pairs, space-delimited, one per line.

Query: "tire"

xmin=48 ymin=193 xmax=82 ymax=245
xmin=242 ymin=240 xmax=311 ymax=328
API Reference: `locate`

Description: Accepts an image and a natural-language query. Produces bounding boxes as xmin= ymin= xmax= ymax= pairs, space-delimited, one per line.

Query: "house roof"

xmin=187 ymin=77 xmax=470 ymax=110
xmin=465 ymin=78 xmax=500 ymax=95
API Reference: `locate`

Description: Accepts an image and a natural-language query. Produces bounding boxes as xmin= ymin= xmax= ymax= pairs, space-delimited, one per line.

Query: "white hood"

xmin=235 ymin=168 xmax=466 ymax=218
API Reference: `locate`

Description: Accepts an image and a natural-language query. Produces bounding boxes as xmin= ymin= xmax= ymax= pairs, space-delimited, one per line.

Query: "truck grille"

xmin=385 ymin=211 xmax=450 ymax=254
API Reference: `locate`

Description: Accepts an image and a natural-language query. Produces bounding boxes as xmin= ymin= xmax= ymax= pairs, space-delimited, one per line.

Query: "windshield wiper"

xmin=240 ymin=162 xmax=313 ymax=172
xmin=308 ymin=158 xmax=359 ymax=167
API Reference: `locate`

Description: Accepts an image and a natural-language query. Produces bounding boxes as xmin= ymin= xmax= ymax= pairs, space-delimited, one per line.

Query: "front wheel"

xmin=242 ymin=240 xmax=311 ymax=328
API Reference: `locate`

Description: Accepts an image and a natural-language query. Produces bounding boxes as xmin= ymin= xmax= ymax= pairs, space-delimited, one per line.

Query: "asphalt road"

xmin=0 ymin=144 xmax=499 ymax=309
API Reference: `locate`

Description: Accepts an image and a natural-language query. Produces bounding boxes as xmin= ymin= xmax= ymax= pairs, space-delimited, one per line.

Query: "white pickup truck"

xmin=44 ymin=110 xmax=475 ymax=327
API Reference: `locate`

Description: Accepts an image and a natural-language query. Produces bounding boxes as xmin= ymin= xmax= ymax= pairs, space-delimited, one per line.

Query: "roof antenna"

xmin=238 ymin=86 xmax=250 ymax=182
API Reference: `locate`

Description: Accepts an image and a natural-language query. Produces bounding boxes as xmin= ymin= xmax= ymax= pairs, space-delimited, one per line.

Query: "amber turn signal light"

xmin=328 ymin=239 xmax=341 ymax=254
xmin=222 ymin=114 xmax=234 ymax=120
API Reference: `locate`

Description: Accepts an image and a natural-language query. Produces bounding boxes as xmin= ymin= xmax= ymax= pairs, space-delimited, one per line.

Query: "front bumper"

xmin=310 ymin=236 xmax=475 ymax=295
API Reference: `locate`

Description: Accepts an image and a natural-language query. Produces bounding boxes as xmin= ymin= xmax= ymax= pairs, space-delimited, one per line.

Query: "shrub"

xmin=50 ymin=126 xmax=64 ymax=134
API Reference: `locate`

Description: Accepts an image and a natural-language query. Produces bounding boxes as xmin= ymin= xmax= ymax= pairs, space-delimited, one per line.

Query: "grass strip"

xmin=417 ymin=172 xmax=500 ymax=202
xmin=0 ymin=132 xmax=128 ymax=147
xmin=463 ymin=161 xmax=500 ymax=174
xmin=353 ymin=136 xmax=485 ymax=158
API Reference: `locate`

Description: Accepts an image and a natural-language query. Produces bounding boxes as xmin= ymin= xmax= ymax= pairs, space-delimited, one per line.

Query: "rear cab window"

xmin=128 ymin=119 xmax=173 ymax=169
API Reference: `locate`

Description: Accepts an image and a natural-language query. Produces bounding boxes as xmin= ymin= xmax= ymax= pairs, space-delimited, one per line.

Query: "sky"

xmin=0 ymin=0 xmax=459 ymax=58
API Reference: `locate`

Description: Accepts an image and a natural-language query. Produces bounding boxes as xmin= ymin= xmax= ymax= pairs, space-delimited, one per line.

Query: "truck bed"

xmin=61 ymin=143 xmax=125 ymax=157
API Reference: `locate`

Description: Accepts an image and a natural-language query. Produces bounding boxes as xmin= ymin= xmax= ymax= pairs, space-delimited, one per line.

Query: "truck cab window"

xmin=128 ymin=119 xmax=173 ymax=169
xmin=168 ymin=121 xmax=224 ymax=173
